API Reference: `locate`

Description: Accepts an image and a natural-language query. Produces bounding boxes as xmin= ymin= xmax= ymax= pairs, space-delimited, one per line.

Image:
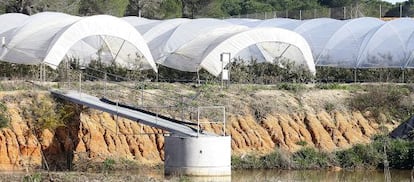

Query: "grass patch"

xmin=349 ymin=84 xmax=414 ymax=122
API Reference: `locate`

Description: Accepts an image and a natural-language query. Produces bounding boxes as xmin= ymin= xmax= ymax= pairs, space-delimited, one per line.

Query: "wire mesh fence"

xmin=226 ymin=4 xmax=404 ymax=20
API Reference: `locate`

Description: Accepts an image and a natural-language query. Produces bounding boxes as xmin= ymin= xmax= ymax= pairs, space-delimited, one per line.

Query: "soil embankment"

xmin=0 ymin=87 xmax=395 ymax=170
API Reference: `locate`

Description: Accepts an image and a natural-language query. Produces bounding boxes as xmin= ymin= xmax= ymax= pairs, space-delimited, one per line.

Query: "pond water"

xmin=0 ymin=169 xmax=412 ymax=181
xmin=165 ymin=169 xmax=413 ymax=182
xmin=231 ymin=169 xmax=412 ymax=182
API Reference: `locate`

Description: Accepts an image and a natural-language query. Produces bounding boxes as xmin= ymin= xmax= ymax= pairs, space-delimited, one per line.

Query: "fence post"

xmin=104 ymin=72 xmax=107 ymax=98
xmin=379 ymin=4 xmax=382 ymax=18
xmin=344 ymin=6 xmax=346 ymax=19
xmin=79 ymin=72 xmax=82 ymax=97
xmin=223 ymin=106 xmax=226 ymax=136
xmin=197 ymin=107 xmax=200 ymax=137
xmin=329 ymin=8 xmax=331 ymax=18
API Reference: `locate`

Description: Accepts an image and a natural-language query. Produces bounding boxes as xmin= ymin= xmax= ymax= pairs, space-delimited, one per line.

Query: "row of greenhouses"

xmin=1 ymin=12 xmax=413 ymax=77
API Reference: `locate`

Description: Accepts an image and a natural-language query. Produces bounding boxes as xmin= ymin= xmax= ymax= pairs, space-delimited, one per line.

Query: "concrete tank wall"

xmin=164 ymin=135 xmax=231 ymax=176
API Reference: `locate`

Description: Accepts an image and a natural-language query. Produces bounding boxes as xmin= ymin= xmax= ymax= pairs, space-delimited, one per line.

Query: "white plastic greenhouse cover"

xmin=154 ymin=18 xmax=248 ymax=65
xmin=292 ymin=18 xmax=344 ymax=59
xmin=316 ymin=17 xmax=385 ymax=68
xmin=142 ymin=18 xmax=190 ymax=62
xmin=200 ymin=28 xmax=315 ymax=76
xmin=122 ymin=16 xmax=158 ymax=27
xmin=164 ymin=26 xmax=315 ymax=76
xmin=357 ymin=18 xmax=414 ymax=68
xmin=0 ymin=13 xmax=29 ymax=34
xmin=251 ymin=18 xmax=344 ymax=60
xmin=0 ymin=12 xmax=156 ymax=71
xmin=256 ymin=18 xmax=300 ymax=29
xmin=224 ymin=18 xmax=260 ymax=26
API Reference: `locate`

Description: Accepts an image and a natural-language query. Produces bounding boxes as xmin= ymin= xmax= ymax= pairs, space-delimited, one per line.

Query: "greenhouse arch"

xmin=0 ymin=12 xmax=156 ymax=71
xmin=200 ymin=27 xmax=315 ymax=76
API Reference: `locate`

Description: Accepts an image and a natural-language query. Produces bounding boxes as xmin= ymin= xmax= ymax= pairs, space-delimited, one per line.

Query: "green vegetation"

xmin=23 ymin=172 xmax=42 ymax=182
xmin=315 ymin=83 xmax=349 ymax=90
xmin=349 ymin=84 xmax=414 ymax=122
xmin=21 ymin=94 xmax=80 ymax=135
xmin=103 ymin=158 xmax=116 ymax=172
xmin=292 ymin=147 xmax=332 ymax=169
xmin=336 ymin=143 xmax=382 ymax=169
xmin=232 ymin=136 xmax=414 ymax=170
xmin=0 ymin=0 xmax=404 ymax=19
xmin=0 ymin=102 xmax=9 ymax=129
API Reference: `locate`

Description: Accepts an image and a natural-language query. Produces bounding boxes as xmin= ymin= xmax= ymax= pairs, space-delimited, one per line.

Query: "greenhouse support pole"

xmin=113 ymin=40 xmax=126 ymax=64
xmin=354 ymin=68 xmax=357 ymax=83
xmin=343 ymin=7 xmax=346 ymax=19
xmin=197 ymin=69 xmax=201 ymax=85
xmin=379 ymin=4 xmax=382 ymax=18
xmin=329 ymin=8 xmax=331 ymax=18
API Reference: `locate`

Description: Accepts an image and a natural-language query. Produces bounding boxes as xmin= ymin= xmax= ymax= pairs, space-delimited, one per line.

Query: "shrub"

xmin=349 ymin=85 xmax=414 ymax=121
xmin=23 ymin=172 xmax=42 ymax=182
xmin=324 ymin=102 xmax=335 ymax=113
xmin=260 ymin=149 xmax=291 ymax=169
xmin=292 ymin=148 xmax=332 ymax=169
xmin=276 ymin=83 xmax=306 ymax=92
xmin=231 ymin=155 xmax=262 ymax=169
xmin=315 ymin=83 xmax=349 ymax=90
xmin=386 ymin=139 xmax=414 ymax=169
xmin=103 ymin=158 xmax=116 ymax=172
xmin=296 ymin=140 xmax=308 ymax=146
xmin=336 ymin=143 xmax=382 ymax=169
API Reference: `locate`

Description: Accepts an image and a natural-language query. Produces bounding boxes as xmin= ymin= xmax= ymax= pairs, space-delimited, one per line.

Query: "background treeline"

xmin=0 ymin=0 xmax=412 ymax=19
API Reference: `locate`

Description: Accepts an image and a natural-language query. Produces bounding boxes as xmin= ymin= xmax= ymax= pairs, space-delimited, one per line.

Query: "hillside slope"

xmin=0 ymin=85 xmax=398 ymax=170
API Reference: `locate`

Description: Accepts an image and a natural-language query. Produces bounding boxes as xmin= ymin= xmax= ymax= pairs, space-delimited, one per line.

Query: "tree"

xmin=385 ymin=0 xmax=414 ymax=17
xmin=241 ymin=0 xmax=273 ymax=14
xmin=160 ymin=0 xmax=182 ymax=18
xmin=125 ymin=0 xmax=161 ymax=18
xmin=2 ymin=0 xmax=36 ymax=14
xmin=181 ymin=0 xmax=213 ymax=18
xmin=319 ymin=0 xmax=360 ymax=7
xmin=222 ymin=0 xmax=242 ymax=16
xmin=79 ymin=0 xmax=129 ymax=17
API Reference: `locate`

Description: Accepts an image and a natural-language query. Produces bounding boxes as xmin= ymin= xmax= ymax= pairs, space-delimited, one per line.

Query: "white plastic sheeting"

xmin=0 ymin=12 xmax=156 ymax=71
xmin=316 ymin=17 xmax=384 ymax=68
xmin=143 ymin=18 xmax=190 ymax=63
xmin=200 ymin=28 xmax=316 ymax=76
xmin=133 ymin=18 xmax=315 ymax=76
xmin=0 ymin=13 xmax=29 ymax=34
xmin=254 ymin=18 xmax=343 ymax=64
xmin=358 ymin=18 xmax=414 ymax=68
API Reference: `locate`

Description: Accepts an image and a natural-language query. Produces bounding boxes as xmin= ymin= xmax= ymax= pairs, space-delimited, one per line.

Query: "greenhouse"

xmin=0 ymin=12 xmax=156 ymax=71
xmin=131 ymin=18 xmax=316 ymax=76
xmin=0 ymin=12 xmax=316 ymax=77
xmin=0 ymin=13 xmax=28 ymax=34
xmin=4 ymin=12 xmax=414 ymax=78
